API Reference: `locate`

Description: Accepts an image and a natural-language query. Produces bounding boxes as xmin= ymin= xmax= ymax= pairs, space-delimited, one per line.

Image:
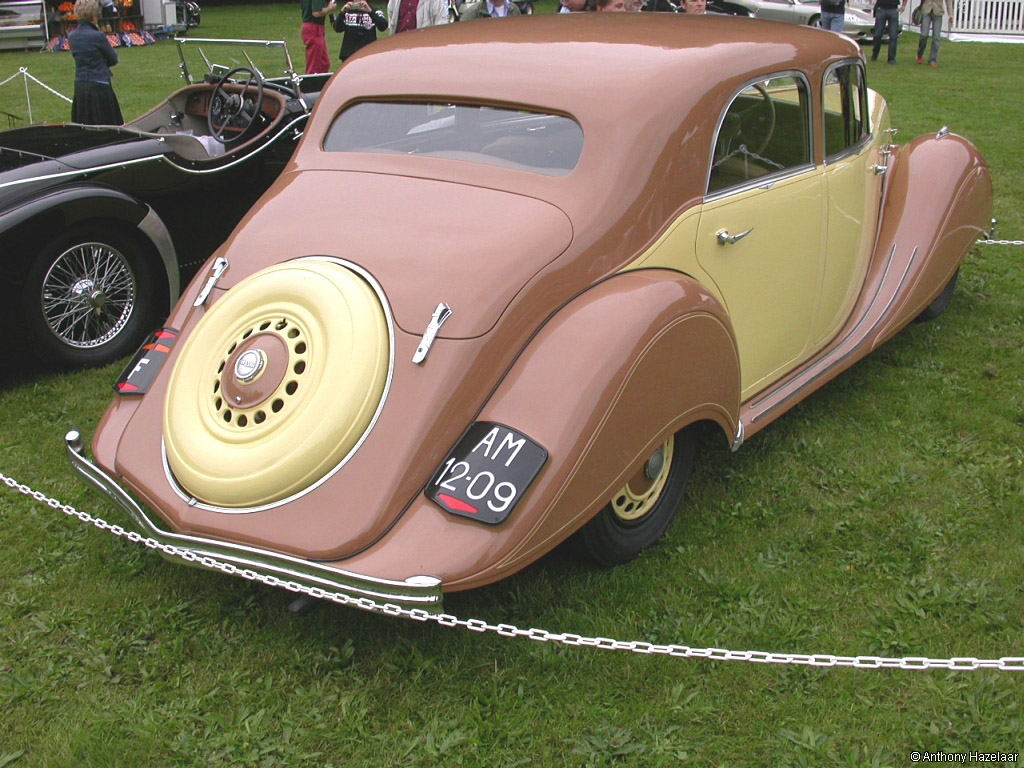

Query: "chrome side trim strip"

xmin=0 ymin=154 xmax=161 ymax=192
xmin=162 ymin=255 xmax=396 ymax=515
xmin=0 ymin=115 xmax=307 ymax=193
xmin=65 ymin=430 xmax=444 ymax=610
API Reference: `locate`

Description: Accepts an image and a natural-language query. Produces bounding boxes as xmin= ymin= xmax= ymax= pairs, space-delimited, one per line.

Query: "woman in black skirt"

xmin=69 ymin=0 xmax=123 ymax=125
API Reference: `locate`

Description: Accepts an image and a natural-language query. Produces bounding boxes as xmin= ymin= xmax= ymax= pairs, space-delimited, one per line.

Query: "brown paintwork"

xmin=88 ymin=15 xmax=991 ymax=595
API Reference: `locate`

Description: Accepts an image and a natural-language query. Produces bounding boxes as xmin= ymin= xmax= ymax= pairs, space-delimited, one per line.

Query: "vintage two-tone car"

xmin=67 ymin=14 xmax=991 ymax=612
xmin=0 ymin=39 xmax=327 ymax=370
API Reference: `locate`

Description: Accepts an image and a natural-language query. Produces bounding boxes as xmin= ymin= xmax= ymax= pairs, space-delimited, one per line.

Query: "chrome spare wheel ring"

xmin=40 ymin=242 xmax=136 ymax=348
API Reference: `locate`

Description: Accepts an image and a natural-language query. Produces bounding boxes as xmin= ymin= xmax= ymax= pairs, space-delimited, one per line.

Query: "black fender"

xmin=0 ymin=183 xmax=179 ymax=305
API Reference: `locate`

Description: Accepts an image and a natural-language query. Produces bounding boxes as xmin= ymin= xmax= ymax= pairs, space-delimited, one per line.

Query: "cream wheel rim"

xmin=610 ymin=437 xmax=674 ymax=523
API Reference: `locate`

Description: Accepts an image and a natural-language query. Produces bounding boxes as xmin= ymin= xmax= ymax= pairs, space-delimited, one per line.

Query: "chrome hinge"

xmin=412 ymin=303 xmax=452 ymax=364
xmin=871 ymin=145 xmax=893 ymax=176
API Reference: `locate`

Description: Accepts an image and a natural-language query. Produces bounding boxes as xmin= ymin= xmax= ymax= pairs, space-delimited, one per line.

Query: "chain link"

xmin=977 ymin=239 xmax=1024 ymax=247
xmin=3 ymin=469 xmax=1022 ymax=672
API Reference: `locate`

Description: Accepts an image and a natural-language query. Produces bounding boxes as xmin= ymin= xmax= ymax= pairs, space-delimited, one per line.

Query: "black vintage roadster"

xmin=0 ymin=39 xmax=327 ymax=370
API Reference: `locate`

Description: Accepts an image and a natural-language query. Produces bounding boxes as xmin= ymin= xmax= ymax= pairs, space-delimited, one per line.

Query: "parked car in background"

xmin=0 ymin=39 xmax=324 ymax=371
xmin=735 ymin=0 xmax=877 ymax=37
xmin=68 ymin=15 xmax=991 ymax=613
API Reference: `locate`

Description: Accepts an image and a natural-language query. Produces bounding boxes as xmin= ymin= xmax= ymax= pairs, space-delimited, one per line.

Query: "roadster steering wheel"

xmin=207 ymin=66 xmax=265 ymax=145
xmin=716 ymin=82 xmax=777 ymax=162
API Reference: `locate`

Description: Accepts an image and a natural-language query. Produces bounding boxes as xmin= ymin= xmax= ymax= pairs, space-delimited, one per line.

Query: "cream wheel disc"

xmin=609 ymin=437 xmax=673 ymax=523
xmin=164 ymin=260 xmax=390 ymax=508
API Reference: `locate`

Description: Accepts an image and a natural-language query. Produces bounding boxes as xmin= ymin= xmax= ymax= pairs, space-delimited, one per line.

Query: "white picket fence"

xmin=915 ymin=0 xmax=1024 ymax=35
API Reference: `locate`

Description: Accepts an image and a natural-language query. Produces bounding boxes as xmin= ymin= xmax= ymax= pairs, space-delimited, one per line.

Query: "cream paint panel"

xmin=624 ymin=208 xmax=726 ymax=308
xmin=812 ymin=145 xmax=882 ymax=347
xmin=696 ymin=172 xmax=826 ymax=398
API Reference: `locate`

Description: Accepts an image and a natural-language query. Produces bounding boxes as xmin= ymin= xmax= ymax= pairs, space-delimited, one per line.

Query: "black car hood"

xmin=0 ymin=125 xmax=158 ymax=172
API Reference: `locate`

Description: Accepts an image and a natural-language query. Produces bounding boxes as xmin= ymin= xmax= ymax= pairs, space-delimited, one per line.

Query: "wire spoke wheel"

xmin=40 ymin=241 xmax=136 ymax=349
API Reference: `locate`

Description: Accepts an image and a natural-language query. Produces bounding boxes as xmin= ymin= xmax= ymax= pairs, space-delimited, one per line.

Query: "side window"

xmin=708 ymin=74 xmax=811 ymax=195
xmin=823 ymin=62 xmax=868 ymax=160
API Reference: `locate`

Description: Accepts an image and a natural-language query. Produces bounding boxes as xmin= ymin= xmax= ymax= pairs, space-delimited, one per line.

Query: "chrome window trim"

xmin=161 ymin=255 xmax=397 ymax=515
xmin=703 ymin=162 xmax=816 ymax=204
xmin=821 ymin=58 xmax=871 ymax=166
xmin=704 ymin=70 xmax=814 ymax=198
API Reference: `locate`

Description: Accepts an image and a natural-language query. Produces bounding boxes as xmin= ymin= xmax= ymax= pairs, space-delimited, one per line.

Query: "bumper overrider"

xmin=64 ymin=430 xmax=445 ymax=612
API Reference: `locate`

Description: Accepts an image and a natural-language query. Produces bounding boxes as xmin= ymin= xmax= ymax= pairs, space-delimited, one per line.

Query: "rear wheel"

xmin=22 ymin=224 xmax=160 ymax=370
xmin=580 ymin=429 xmax=697 ymax=567
xmin=916 ymin=267 xmax=959 ymax=322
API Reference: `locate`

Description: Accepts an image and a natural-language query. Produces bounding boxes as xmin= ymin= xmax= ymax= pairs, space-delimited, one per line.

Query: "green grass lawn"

xmin=2 ymin=10 xmax=1024 ymax=767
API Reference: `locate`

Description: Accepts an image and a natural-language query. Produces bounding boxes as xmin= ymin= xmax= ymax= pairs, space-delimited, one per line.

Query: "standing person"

xmin=332 ymin=0 xmax=387 ymax=62
xmin=559 ymin=0 xmax=586 ymax=11
xmin=460 ymin=0 xmax=520 ymax=19
xmin=917 ymin=0 xmax=952 ymax=66
xmin=819 ymin=0 xmax=845 ymax=32
xmin=301 ymin=0 xmax=337 ymax=75
xmin=870 ymin=0 xmax=907 ymax=64
xmin=68 ymin=0 xmax=123 ymax=126
xmin=682 ymin=0 xmax=706 ymax=11
xmin=386 ymin=0 xmax=451 ymax=33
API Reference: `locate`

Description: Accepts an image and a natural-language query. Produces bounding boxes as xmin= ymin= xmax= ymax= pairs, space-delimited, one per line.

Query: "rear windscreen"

xmin=323 ymin=102 xmax=583 ymax=177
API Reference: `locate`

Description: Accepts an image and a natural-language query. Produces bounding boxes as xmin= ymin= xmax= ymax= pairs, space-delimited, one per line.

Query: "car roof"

xmin=318 ymin=14 xmax=859 ymax=117
xmin=294 ymin=15 xmax=862 ymax=228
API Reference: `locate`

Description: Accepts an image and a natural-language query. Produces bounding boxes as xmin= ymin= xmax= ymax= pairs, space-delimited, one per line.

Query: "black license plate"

xmin=427 ymin=422 xmax=547 ymax=525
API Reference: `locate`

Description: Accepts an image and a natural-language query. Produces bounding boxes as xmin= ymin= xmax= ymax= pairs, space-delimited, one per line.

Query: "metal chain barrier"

xmin=4 ymin=469 xmax=1022 ymax=672
xmin=978 ymin=239 xmax=1024 ymax=247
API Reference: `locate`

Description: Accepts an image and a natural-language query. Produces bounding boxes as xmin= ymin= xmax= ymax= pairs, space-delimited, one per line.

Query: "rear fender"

xmin=472 ymin=269 xmax=740 ymax=577
xmin=872 ymin=132 xmax=992 ymax=341
xmin=0 ymin=184 xmax=178 ymax=304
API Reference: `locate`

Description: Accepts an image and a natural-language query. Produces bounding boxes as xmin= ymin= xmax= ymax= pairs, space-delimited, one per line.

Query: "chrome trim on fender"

xmin=137 ymin=206 xmax=181 ymax=303
xmin=731 ymin=419 xmax=745 ymax=452
xmin=936 ymin=126 xmax=950 ymax=140
xmin=65 ymin=430 xmax=444 ymax=610
xmin=162 ymin=256 xmax=396 ymax=515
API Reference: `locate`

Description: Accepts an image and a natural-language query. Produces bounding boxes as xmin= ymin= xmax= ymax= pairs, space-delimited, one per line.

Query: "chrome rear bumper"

xmin=64 ymin=430 xmax=444 ymax=612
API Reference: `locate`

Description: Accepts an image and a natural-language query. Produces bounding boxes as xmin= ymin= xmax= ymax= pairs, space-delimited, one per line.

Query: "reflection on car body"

xmin=66 ymin=15 xmax=991 ymax=613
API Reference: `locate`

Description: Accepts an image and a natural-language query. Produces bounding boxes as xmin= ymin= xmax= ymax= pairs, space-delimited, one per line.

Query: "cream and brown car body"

xmin=67 ymin=14 xmax=992 ymax=611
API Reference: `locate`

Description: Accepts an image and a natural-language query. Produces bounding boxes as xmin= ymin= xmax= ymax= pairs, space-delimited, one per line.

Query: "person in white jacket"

xmin=387 ymin=0 xmax=452 ymax=33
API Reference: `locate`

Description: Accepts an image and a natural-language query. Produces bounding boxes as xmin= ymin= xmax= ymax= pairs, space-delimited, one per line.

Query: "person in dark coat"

xmin=68 ymin=0 xmax=123 ymax=125
xmin=332 ymin=0 xmax=388 ymax=62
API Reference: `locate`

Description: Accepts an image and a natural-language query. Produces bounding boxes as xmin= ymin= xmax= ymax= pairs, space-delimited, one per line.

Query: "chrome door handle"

xmin=716 ymin=228 xmax=753 ymax=246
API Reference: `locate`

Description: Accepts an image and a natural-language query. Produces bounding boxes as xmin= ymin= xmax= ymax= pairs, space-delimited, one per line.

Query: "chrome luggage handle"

xmin=716 ymin=228 xmax=753 ymax=246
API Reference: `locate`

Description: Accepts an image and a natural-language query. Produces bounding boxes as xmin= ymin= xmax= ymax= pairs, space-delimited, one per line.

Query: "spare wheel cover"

xmin=164 ymin=260 xmax=390 ymax=508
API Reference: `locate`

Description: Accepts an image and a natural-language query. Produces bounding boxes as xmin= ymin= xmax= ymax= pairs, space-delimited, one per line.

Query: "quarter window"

xmin=823 ymin=62 xmax=868 ymax=160
xmin=708 ymin=74 xmax=811 ymax=195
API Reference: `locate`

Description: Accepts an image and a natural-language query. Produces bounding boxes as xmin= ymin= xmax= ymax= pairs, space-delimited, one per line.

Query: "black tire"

xmin=808 ymin=13 xmax=821 ymax=27
xmin=580 ymin=429 xmax=697 ymax=567
xmin=22 ymin=224 xmax=161 ymax=370
xmin=915 ymin=267 xmax=959 ymax=323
